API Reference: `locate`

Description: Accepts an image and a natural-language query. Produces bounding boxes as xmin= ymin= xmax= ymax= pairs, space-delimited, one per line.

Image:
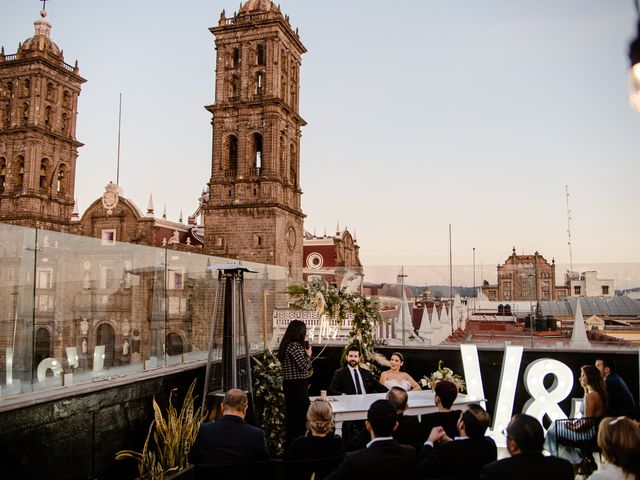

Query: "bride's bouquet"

xmin=420 ymin=360 xmax=466 ymax=392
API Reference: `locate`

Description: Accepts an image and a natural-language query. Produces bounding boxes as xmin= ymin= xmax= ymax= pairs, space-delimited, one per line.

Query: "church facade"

xmin=1 ymin=1 xmax=310 ymax=281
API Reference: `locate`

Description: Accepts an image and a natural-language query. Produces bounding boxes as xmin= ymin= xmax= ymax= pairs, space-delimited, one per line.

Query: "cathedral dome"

xmin=17 ymin=10 xmax=64 ymax=62
xmin=238 ymin=0 xmax=278 ymax=14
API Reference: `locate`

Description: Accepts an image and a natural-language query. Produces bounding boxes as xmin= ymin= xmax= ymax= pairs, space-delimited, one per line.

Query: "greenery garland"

xmin=251 ymin=350 xmax=286 ymax=457
xmin=287 ymin=279 xmax=385 ymax=373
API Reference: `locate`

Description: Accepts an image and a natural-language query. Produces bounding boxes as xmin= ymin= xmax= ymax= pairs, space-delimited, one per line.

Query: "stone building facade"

xmin=303 ymin=227 xmax=363 ymax=288
xmin=0 ymin=10 xmax=84 ymax=232
xmin=482 ymin=248 xmax=567 ymax=302
xmin=203 ymin=0 xmax=306 ymax=280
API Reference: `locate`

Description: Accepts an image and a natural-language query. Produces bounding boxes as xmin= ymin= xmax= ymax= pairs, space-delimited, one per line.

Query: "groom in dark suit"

xmin=326 ymin=399 xmax=417 ymax=480
xmin=328 ymin=346 xmax=387 ymax=395
xmin=188 ymin=388 xmax=269 ymax=465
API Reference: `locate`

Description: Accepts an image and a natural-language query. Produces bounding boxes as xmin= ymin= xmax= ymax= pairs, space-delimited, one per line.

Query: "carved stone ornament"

xmin=80 ymin=318 xmax=89 ymax=335
xmin=101 ymin=182 xmax=120 ymax=215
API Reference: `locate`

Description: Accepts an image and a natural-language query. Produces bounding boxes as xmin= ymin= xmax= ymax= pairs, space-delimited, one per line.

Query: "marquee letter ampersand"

xmin=522 ymin=358 xmax=573 ymax=429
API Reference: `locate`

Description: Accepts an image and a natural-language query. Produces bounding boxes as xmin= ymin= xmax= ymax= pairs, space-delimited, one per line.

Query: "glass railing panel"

xmin=0 ymin=224 xmax=37 ymax=397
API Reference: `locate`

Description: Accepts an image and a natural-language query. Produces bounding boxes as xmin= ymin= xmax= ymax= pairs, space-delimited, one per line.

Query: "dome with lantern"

xmin=17 ymin=10 xmax=64 ymax=63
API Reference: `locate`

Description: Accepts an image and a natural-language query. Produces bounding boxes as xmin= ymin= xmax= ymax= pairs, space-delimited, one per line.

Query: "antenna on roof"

xmin=116 ymin=93 xmax=122 ymax=185
xmin=565 ymin=185 xmax=574 ymax=272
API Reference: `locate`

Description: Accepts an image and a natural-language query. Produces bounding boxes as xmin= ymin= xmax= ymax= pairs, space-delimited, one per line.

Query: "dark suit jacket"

xmin=285 ymin=433 xmax=344 ymax=460
xmin=480 ymin=452 xmax=573 ymax=480
xmin=345 ymin=414 xmax=422 ymax=452
xmin=326 ymin=438 xmax=417 ymax=480
xmin=605 ymin=373 xmax=637 ymax=415
xmin=417 ymin=436 xmax=497 ymax=478
xmin=188 ymin=415 xmax=270 ymax=465
xmin=328 ymin=366 xmax=387 ymax=395
xmin=419 ymin=410 xmax=462 ymax=443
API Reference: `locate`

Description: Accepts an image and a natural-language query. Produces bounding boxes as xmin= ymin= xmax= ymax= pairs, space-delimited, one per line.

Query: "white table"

xmin=315 ymin=390 xmax=481 ymax=436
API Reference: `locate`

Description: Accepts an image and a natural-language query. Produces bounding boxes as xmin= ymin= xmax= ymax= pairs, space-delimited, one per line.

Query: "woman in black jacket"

xmin=278 ymin=319 xmax=312 ymax=445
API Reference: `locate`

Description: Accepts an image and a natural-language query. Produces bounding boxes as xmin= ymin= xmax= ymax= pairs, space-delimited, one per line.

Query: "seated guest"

xmin=286 ymin=399 xmax=344 ymax=460
xmin=595 ymin=357 xmax=637 ymax=416
xmin=417 ymin=403 xmax=497 ymax=479
xmin=188 ymin=388 xmax=269 ymax=465
xmin=481 ymin=414 xmax=573 ymax=480
xmin=345 ymin=386 xmax=422 ymax=452
xmin=590 ymin=416 xmax=640 ymax=480
xmin=326 ymin=399 xmax=417 ymax=480
xmin=420 ymin=380 xmax=463 ymax=441
xmin=328 ymin=346 xmax=387 ymax=395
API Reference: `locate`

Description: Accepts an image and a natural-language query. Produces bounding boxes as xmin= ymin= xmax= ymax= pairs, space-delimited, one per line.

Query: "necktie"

xmin=353 ymin=368 xmax=363 ymax=394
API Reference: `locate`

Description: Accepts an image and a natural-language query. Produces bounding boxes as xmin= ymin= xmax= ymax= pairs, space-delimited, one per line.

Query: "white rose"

xmin=434 ymin=371 xmax=443 ymax=379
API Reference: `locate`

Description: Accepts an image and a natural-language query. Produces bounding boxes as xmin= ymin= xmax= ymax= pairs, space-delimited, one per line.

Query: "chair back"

xmin=283 ymin=455 xmax=345 ymax=480
xmin=555 ymin=416 xmax=601 ymax=452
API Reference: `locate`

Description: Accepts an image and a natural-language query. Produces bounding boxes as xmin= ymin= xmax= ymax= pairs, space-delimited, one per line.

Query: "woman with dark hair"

xmin=278 ymin=319 xmax=312 ymax=445
xmin=379 ymin=352 xmax=421 ymax=391
xmin=544 ymin=365 xmax=608 ymax=472
xmin=591 ymin=416 xmax=640 ymax=480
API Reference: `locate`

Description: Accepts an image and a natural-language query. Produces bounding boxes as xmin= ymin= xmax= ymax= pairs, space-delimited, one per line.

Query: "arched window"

xmin=40 ymin=159 xmax=50 ymax=191
xmin=62 ymin=90 xmax=70 ymax=108
xmin=56 ymin=164 xmax=67 ymax=194
xmin=46 ymin=82 xmax=55 ymax=101
xmin=96 ymin=323 xmax=115 ymax=368
xmin=7 ymin=81 xmax=13 ymax=96
xmin=0 ymin=157 xmax=6 ymax=193
xmin=34 ymin=327 xmax=52 ymax=372
xmin=257 ymin=44 xmax=266 ymax=65
xmin=256 ymin=72 xmax=264 ymax=95
xmin=289 ymin=144 xmax=297 ymax=187
xmin=45 ymin=105 xmax=52 ymax=129
xmin=232 ymin=48 xmax=240 ymax=68
xmin=15 ymin=156 xmax=24 ymax=191
xmin=23 ymin=79 xmax=31 ymax=97
xmin=225 ymin=135 xmax=238 ymax=174
xmin=22 ymin=101 xmax=29 ymax=126
xmin=279 ymin=137 xmax=286 ymax=177
xmin=252 ymin=133 xmax=263 ymax=172
xmin=166 ymin=332 xmax=184 ymax=356
xmin=230 ymin=75 xmax=239 ymax=99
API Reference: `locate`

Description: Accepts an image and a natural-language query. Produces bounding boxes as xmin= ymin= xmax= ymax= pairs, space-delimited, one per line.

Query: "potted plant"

xmin=116 ymin=379 xmax=204 ymax=479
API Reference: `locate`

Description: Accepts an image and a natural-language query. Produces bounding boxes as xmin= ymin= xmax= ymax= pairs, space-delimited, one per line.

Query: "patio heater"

xmin=201 ymin=264 xmax=256 ymax=413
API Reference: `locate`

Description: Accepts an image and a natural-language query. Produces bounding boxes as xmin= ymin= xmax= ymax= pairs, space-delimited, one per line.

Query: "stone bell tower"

xmin=204 ymin=0 xmax=306 ymax=280
xmin=0 ymin=9 xmax=85 ymax=231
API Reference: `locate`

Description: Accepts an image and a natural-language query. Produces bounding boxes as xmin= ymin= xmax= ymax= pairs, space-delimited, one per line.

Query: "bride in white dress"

xmin=379 ymin=352 xmax=421 ymax=391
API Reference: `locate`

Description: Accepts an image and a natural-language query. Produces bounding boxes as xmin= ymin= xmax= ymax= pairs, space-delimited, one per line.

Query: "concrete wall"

xmin=0 ymin=364 xmax=205 ymax=480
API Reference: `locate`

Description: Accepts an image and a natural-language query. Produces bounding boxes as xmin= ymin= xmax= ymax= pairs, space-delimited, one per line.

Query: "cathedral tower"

xmin=204 ymin=0 xmax=306 ymax=279
xmin=0 ymin=9 xmax=85 ymax=231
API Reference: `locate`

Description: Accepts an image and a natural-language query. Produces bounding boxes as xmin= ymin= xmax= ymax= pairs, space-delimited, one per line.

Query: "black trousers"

xmin=283 ymin=378 xmax=310 ymax=446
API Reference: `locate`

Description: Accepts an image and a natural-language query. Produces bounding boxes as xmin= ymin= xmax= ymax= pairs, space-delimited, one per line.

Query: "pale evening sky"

xmin=2 ymin=1 xmax=639 ymax=278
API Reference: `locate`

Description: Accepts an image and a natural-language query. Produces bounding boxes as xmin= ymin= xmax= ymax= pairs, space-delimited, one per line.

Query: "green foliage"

xmin=251 ymin=350 xmax=286 ymax=457
xmin=116 ymin=379 xmax=204 ymax=479
xmin=287 ymin=279 xmax=384 ymax=373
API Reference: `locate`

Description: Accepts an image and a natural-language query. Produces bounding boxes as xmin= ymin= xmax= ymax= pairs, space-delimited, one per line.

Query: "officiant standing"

xmin=278 ymin=320 xmax=313 ymax=445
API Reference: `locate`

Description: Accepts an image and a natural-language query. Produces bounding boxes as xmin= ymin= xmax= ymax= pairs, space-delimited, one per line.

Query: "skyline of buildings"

xmin=1 ymin=1 xmax=638 ymax=269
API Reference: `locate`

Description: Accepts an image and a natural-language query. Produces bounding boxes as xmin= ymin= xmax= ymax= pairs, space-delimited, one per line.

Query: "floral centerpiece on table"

xmin=420 ymin=360 xmax=466 ymax=392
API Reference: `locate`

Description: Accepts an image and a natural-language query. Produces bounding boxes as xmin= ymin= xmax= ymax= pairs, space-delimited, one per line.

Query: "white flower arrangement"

xmin=420 ymin=360 xmax=466 ymax=392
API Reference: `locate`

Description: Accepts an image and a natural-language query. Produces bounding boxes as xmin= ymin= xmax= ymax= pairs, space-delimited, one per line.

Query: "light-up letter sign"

xmin=522 ymin=358 xmax=573 ymax=426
